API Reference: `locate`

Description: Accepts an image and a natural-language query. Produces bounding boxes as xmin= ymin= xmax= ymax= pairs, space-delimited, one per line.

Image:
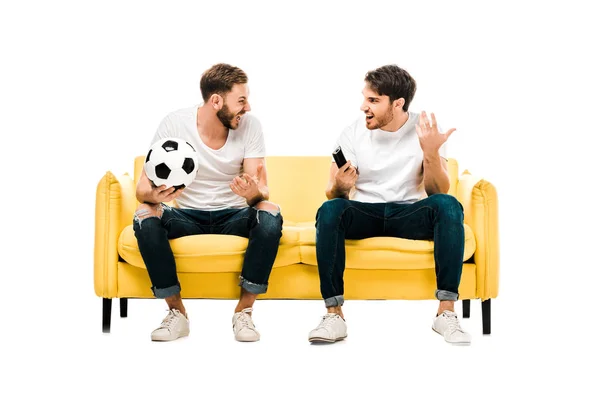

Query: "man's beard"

xmin=217 ymin=104 xmax=238 ymax=130
xmin=371 ymin=105 xmax=394 ymax=129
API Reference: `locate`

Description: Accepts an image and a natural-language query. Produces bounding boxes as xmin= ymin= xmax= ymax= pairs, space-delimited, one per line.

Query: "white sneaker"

xmin=151 ymin=309 xmax=190 ymax=342
xmin=232 ymin=308 xmax=260 ymax=342
xmin=308 ymin=313 xmax=347 ymax=343
xmin=432 ymin=310 xmax=471 ymax=345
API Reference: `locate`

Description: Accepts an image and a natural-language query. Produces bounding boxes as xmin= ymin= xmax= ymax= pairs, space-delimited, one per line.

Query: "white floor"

xmin=7 ymin=291 xmax=595 ymax=400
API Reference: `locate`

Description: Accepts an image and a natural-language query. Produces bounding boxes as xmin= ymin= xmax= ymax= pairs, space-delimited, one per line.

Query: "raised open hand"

xmin=415 ymin=111 xmax=456 ymax=154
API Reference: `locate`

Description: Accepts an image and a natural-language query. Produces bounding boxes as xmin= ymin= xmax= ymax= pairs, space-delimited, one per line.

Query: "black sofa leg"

xmin=462 ymin=299 xmax=471 ymax=318
xmin=102 ymin=298 xmax=112 ymax=333
xmin=482 ymin=299 xmax=491 ymax=334
xmin=120 ymin=298 xmax=128 ymax=318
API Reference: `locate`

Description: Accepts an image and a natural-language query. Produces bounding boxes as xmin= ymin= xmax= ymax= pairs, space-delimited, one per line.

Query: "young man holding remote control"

xmin=308 ymin=64 xmax=471 ymax=345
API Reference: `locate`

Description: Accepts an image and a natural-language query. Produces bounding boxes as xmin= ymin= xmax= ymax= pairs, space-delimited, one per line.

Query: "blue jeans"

xmin=315 ymin=194 xmax=465 ymax=307
xmin=133 ymin=204 xmax=283 ymax=298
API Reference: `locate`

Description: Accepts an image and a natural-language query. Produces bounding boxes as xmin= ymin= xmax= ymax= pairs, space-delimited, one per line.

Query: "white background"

xmin=1 ymin=0 xmax=598 ymax=398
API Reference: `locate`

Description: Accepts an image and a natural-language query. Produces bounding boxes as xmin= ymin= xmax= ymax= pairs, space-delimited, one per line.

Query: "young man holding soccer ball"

xmin=134 ymin=63 xmax=282 ymax=342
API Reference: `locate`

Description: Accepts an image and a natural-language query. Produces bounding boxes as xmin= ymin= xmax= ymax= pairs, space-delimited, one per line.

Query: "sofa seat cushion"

xmin=296 ymin=222 xmax=476 ymax=270
xmin=118 ymin=225 xmax=300 ymax=273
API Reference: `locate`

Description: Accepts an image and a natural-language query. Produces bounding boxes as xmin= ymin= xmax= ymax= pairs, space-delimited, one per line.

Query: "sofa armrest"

xmin=456 ymin=171 xmax=499 ymax=300
xmin=94 ymin=171 xmax=136 ymax=298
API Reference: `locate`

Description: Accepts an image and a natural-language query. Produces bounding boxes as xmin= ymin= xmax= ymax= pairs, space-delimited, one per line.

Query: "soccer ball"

xmin=144 ymin=138 xmax=199 ymax=190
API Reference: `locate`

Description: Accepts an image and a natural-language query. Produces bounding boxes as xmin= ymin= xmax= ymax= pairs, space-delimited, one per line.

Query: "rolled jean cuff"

xmin=239 ymin=276 xmax=268 ymax=294
xmin=435 ymin=289 xmax=459 ymax=301
xmin=324 ymin=295 xmax=344 ymax=307
xmin=152 ymin=284 xmax=181 ymax=299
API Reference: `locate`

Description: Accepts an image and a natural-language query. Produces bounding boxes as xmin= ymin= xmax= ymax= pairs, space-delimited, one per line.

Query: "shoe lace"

xmin=159 ymin=310 xmax=180 ymax=331
xmin=443 ymin=312 xmax=464 ymax=333
xmin=318 ymin=314 xmax=338 ymax=329
xmin=235 ymin=312 xmax=254 ymax=330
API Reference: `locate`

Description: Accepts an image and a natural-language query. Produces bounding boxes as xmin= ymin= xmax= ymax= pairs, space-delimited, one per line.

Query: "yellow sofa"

xmin=95 ymin=156 xmax=499 ymax=334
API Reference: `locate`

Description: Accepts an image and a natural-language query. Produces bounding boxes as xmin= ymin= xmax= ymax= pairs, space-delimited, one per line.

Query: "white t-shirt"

xmin=150 ymin=105 xmax=266 ymax=210
xmin=335 ymin=112 xmax=448 ymax=204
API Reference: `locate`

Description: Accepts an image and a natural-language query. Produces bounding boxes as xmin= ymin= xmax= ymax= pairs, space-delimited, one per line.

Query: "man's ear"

xmin=210 ymin=93 xmax=223 ymax=110
xmin=395 ymin=97 xmax=406 ymax=111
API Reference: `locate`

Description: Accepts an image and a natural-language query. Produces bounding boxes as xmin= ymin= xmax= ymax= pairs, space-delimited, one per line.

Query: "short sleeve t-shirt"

xmin=150 ymin=105 xmax=266 ymax=210
xmin=334 ymin=112 xmax=448 ymax=203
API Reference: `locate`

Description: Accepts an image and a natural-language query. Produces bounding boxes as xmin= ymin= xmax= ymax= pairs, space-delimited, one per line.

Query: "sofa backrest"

xmin=448 ymin=158 xmax=458 ymax=197
xmin=133 ymin=155 xmax=459 ymax=223
xmin=265 ymin=156 xmax=332 ymax=222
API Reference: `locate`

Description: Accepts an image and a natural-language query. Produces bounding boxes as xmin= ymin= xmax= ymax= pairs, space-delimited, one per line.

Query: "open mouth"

xmin=366 ymin=114 xmax=374 ymax=121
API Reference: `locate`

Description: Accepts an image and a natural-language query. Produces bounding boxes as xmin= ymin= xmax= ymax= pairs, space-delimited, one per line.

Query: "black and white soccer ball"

xmin=144 ymin=138 xmax=199 ymax=190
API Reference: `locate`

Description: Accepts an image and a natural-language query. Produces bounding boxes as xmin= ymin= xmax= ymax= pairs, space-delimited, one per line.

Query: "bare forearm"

xmin=326 ymin=183 xmax=350 ymax=200
xmin=423 ymin=152 xmax=450 ymax=195
xmin=136 ymin=185 xmax=158 ymax=204
xmin=247 ymin=185 xmax=269 ymax=207
xmin=136 ymin=191 xmax=151 ymax=204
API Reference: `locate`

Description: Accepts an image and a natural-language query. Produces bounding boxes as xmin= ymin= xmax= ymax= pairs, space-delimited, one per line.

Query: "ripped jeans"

xmin=133 ymin=204 xmax=283 ymax=298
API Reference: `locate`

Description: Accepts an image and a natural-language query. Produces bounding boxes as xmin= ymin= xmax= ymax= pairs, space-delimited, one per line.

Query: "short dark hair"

xmin=364 ymin=65 xmax=416 ymax=112
xmin=200 ymin=63 xmax=248 ymax=102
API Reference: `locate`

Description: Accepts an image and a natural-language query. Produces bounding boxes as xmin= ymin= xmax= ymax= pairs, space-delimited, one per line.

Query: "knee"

xmin=133 ymin=203 xmax=163 ymax=231
xmin=254 ymin=201 xmax=280 ymax=214
xmin=253 ymin=202 xmax=283 ymax=238
xmin=317 ymin=198 xmax=349 ymax=224
xmin=429 ymin=194 xmax=463 ymax=221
